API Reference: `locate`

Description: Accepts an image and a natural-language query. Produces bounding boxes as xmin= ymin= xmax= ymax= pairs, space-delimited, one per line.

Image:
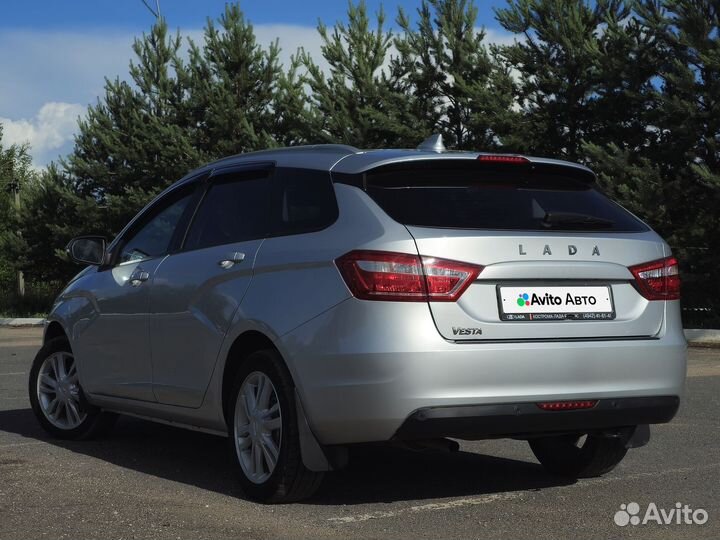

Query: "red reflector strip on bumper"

xmin=536 ymin=400 xmax=598 ymax=411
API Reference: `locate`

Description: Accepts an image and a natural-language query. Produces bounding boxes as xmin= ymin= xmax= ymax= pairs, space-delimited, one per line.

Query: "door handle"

xmin=129 ymin=270 xmax=150 ymax=287
xmin=218 ymin=252 xmax=246 ymax=269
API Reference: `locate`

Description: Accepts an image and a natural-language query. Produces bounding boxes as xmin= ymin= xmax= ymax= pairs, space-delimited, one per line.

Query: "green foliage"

xmin=0 ymin=124 xmax=34 ymax=221
xmin=67 ymin=20 xmax=203 ymax=200
xmin=582 ymin=2 xmax=720 ymax=254
xmin=586 ymin=0 xmax=720 ymax=323
xmin=0 ymin=124 xmax=36 ymax=294
xmin=495 ymin=0 xmax=661 ymax=158
xmin=181 ymin=4 xmax=285 ymax=155
xmin=4 ymin=165 xmax=104 ymax=283
xmin=0 ymin=0 xmax=718 ymax=325
xmin=395 ymin=0 xmax=519 ymax=149
xmin=583 ymin=142 xmax=669 ymax=234
xmin=301 ymin=1 xmax=420 ymax=147
xmin=270 ymin=57 xmax=321 ymax=147
xmin=647 ymin=0 xmax=720 ymax=247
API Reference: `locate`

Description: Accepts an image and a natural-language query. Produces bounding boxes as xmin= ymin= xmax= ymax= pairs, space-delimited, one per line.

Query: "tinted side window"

xmin=184 ymin=173 xmax=270 ymax=251
xmin=270 ymin=168 xmax=338 ymax=236
xmin=119 ymin=189 xmax=195 ymax=264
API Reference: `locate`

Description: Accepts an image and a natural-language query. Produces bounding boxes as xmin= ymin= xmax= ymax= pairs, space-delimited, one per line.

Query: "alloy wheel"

xmin=234 ymin=371 xmax=283 ymax=484
xmin=36 ymin=351 xmax=87 ymax=429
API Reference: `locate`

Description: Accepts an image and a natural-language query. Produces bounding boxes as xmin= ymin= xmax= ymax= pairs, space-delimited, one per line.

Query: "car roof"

xmin=178 ymin=144 xmax=595 ymax=183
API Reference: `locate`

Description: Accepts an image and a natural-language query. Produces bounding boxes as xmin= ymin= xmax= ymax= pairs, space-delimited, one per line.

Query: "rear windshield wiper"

xmin=542 ymin=212 xmax=615 ymax=229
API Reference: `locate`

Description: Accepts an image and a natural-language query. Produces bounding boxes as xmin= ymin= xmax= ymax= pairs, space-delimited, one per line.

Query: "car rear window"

xmin=360 ymin=162 xmax=647 ymax=232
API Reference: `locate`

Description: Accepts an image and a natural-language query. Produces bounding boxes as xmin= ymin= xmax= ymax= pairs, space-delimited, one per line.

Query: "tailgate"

xmin=358 ymin=157 xmax=668 ymax=341
xmin=409 ymin=228 xmax=666 ymax=341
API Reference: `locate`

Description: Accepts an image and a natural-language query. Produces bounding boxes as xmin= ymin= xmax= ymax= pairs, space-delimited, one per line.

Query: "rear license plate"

xmin=497 ymin=285 xmax=615 ymax=321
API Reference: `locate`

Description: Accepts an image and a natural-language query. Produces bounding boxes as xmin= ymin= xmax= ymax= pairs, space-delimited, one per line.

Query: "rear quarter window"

xmin=269 ymin=168 xmax=338 ymax=236
xmin=358 ymin=162 xmax=647 ymax=233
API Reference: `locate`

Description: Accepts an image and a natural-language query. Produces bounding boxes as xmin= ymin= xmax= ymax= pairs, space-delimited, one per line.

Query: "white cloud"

xmin=484 ymin=27 xmax=519 ymax=48
xmin=1 ymin=102 xmax=85 ymax=167
xmin=254 ymin=24 xmax=328 ymax=73
xmin=0 ymin=29 xmax=138 ymax=167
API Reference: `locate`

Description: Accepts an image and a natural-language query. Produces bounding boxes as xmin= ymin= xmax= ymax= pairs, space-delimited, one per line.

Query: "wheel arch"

xmin=44 ymin=320 xmax=69 ymax=344
xmin=221 ymin=330 xmax=280 ymax=425
xmin=220 ymin=329 xmax=340 ymax=472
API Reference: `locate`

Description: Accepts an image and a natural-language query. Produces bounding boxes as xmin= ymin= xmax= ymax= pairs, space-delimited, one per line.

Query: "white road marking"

xmin=328 ymin=492 xmax=523 ymax=523
xmin=0 ymin=372 xmax=26 ymax=376
xmin=327 ymin=462 xmax=720 ymax=524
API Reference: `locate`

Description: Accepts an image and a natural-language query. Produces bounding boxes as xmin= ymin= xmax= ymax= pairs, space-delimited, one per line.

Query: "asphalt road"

xmin=1 ymin=327 xmax=719 ymax=540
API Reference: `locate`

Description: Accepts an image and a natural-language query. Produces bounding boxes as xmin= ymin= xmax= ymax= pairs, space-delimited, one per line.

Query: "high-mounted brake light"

xmin=335 ymin=250 xmax=482 ymax=302
xmin=629 ymin=256 xmax=680 ymax=301
xmin=477 ymin=154 xmax=529 ymax=164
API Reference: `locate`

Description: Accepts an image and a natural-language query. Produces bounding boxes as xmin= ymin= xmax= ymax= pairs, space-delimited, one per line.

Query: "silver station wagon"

xmin=30 ymin=136 xmax=686 ymax=502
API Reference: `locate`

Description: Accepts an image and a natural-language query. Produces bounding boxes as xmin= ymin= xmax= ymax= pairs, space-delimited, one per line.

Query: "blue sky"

xmin=0 ymin=1 xmax=506 ymax=31
xmin=0 ymin=1 xmax=510 ymax=168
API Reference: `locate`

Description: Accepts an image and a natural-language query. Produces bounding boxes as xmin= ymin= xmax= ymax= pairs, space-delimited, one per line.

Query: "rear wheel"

xmin=529 ymin=433 xmax=628 ymax=478
xmin=229 ymin=349 xmax=323 ymax=502
xmin=29 ymin=337 xmax=116 ymax=440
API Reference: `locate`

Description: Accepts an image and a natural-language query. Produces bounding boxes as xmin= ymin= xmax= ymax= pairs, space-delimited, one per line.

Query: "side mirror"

xmin=66 ymin=236 xmax=107 ymax=266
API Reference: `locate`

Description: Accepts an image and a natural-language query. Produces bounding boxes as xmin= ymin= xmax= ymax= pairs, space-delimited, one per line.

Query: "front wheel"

xmin=29 ymin=337 xmax=116 ymax=440
xmin=529 ymin=433 xmax=628 ymax=478
xmin=229 ymin=349 xmax=323 ymax=503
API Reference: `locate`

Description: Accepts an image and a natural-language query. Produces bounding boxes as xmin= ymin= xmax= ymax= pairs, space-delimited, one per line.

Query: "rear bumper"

xmin=279 ymin=299 xmax=687 ymax=445
xmin=394 ymin=395 xmax=679 ymax=440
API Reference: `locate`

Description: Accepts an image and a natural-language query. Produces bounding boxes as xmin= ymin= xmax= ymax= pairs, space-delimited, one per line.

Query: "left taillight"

xmin=629 ymin=256 xmax=680 ymax=300
xmin=335 ymin=250 xmax=482 ymax=302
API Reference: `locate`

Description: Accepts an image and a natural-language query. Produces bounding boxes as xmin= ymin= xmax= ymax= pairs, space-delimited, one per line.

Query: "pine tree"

xmin=495 ymin=0 xmax=656 ymax=159
xmin=269 ymin=55 xmax=323 ymax=147
xmin=68 ymin=19 xmax=201 ymax=203
xmin=0 ymin=124 xmax=33 ymax=213
xmin=645 ymin=0 xmax=720 ymax=242
xmin=0 ymin=124 xmax=35 ymax=288
xmin=181 ymin=4 xmax=284 ymax=156
xmin=302 ymin=1 xmax=422 ymax=148
xmin=4 ymin=165 xmax=103 ymax=283
xmin=586 ymin=1 xmax=719 ymax=250
xmin=591 ymin=0 xmax=720 ymax=323
xmin=394 ymin=0 xmax=519 ymax=150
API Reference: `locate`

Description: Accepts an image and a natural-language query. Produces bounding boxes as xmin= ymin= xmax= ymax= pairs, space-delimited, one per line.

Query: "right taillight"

xmin=335 ymin=250 xmax=482 ymax=302
xmin=629 ymin=256 xmax=680 ymax=300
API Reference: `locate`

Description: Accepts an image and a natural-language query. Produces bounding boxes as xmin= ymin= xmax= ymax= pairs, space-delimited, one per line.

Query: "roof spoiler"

xmin=333 ymin=157 xmax=597 ymax=188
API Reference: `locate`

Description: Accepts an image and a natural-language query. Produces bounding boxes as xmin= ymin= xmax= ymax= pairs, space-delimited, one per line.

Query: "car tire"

xmin=529 ymin=433 xmax=628 ymax=478
xmin=28 ymin=337 xmax=117 ymax=440
xmin=229 ymin=349 xmax=323 ymax=503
